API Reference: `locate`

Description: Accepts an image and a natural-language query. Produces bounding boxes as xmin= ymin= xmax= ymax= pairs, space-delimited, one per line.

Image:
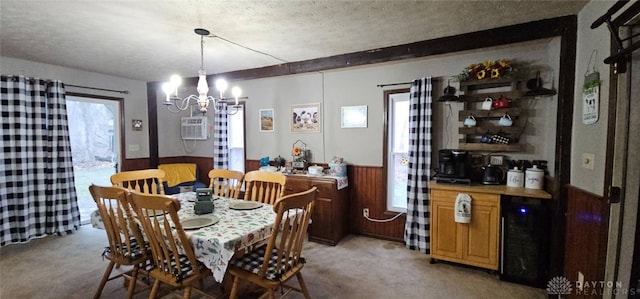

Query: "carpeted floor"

xmin=0 ymin=226 xmax=546 ymax=298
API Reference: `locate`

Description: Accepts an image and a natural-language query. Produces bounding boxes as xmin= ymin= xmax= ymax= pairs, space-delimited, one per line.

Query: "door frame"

xmin=67 ymin=92 xmax=125 ymax=171
xmin=602 ymin=14 xmax=640 ymax=298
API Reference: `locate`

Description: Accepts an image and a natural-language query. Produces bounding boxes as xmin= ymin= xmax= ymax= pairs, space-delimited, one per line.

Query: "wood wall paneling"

xmin=121 ymin=158 xmax=150 ymax=172
xmin=247 ymin=160 xmax=406 ymax=242
xmin=564 ymin=185 xmax=609 ymax=299
xmin=348 ymin=165 xmax=405 ymax=242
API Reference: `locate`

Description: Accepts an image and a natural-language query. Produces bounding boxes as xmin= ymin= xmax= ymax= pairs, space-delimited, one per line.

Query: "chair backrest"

xmin=89 ymin=184 xmax=147 ymax=264
xmin=208 ymin=169 xmax=244 ymax=199
xmin=111 ymin=169 xmax=166 ymax=195
xmin=127 ymin=191 xmax=201 ymax=283
xmin=258 ymin=186 xmax=317 ymax=280
xmin=243 ymin=170 xmax=287 ymax=205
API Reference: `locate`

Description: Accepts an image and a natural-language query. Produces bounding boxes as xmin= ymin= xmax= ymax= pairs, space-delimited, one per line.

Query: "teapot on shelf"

xmin=492 ymin=95 xmax=511 ymax=109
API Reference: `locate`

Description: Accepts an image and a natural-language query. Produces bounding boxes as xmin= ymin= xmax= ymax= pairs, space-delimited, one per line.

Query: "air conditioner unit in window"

xmin=181 ymin=117 xmax=208 ymax=140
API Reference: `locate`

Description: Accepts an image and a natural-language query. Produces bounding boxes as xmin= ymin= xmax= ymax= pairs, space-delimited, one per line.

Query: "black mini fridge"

xmin=500 ymin=196 xmax=550 ymax=288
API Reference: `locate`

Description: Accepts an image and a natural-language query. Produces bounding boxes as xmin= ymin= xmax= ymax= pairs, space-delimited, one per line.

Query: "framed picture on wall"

xmin=290 ymin=103 xmax=321 ymax=133
xmin=341 ymin=105 xmax=368 ymax=128
xmin=131 ymin=119 xmax=143 ymax=131
xmin=259 ymin=109 xmax=274 ymax=132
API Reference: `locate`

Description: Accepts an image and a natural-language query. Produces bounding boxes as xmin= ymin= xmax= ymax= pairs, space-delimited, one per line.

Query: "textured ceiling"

xmin=0 ymin=1 xmax=588 ymax=82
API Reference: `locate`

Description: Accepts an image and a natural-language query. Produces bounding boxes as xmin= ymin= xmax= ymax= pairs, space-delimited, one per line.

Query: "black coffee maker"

xmin=435 ymin=149 xmax=471 ymax=185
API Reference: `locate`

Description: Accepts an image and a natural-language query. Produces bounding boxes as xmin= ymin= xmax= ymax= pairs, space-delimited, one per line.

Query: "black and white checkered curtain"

xmin=0 ymin=75 xmax=80 ymax=246
xmin=212 ymin=103 xmax=229 ymax=169
xmin=404 ymin=77 xmax=432 ymax=254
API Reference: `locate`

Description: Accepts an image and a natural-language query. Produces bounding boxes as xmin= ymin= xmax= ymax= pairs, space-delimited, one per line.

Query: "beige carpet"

xmin=0 ymin=226 xmax=546 ymax=298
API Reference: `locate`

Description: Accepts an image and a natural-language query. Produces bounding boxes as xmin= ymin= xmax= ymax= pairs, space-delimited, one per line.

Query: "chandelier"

xmin=162 ymin=28 xmax=245 ymax=115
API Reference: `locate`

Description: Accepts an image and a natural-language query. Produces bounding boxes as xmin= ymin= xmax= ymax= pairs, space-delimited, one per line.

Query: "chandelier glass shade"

xmin=162 ymin=28 xmax=244 ymax=115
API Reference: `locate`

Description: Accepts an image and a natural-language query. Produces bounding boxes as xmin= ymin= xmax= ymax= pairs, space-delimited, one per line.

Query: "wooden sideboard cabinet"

xmin=430 ymin=189 xmax=500 ymax=270
xmin=284 ymin=175 xmax=349 ymax=246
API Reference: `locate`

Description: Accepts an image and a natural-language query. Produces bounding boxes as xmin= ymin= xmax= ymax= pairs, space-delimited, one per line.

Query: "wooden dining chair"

xmin=111 ymin=169 xmax=166 ymax=195
xmin=89 ymin=185 xmax=150 ymax=299
xmin=243 ymin=170 xmax=287 ymax=205
xmin=127 ymin=191 xmax=213 ymax=299
xmin=227 ymin=186 xmax=317 ymax=299
xmin=208 ymin=169 xmax=244 ymax=199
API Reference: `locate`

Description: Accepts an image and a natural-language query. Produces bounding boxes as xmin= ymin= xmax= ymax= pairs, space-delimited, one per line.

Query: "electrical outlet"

xmin=363 ymin=208 xmax=369 ymax=218
xmin=582 ymin=153 xmax=595 ymax=170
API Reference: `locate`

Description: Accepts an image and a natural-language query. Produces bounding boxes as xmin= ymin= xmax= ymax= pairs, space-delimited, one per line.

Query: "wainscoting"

xmin=564 ymin=185 xmax=609 ymax=298
xmin=124 ymin=158 xmax=407 ymax=241
xmin=247 ymin=160 xmax=405 ymax=241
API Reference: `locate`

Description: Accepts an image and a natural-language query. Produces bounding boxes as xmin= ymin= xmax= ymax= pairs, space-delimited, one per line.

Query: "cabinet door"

xmin=464 ymin=199 xmax=499 ymax=269
xmin=430 ymin=196 xmax=463 ymax=260
xmin=308 ymin=180 xmax=335 ymax=244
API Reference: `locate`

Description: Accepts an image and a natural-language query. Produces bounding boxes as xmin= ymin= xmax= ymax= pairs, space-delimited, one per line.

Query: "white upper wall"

xmin=1 ymin=56 xmax=150 ymax=159
xmin=573 ymin=0 xmax=612 ymax=196
xmin=156 ymin=40 xmax=561 ymax=173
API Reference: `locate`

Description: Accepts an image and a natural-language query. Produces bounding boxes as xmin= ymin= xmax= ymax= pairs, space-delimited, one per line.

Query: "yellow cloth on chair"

xmin=158 ymin=163 xmax=197 ymax=187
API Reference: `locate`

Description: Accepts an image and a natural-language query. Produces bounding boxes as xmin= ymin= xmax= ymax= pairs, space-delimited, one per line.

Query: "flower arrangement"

xmin=456 ymin=60 xmax=515 ymax=81
xmin=292 ymin=146 xmax=304 ymax=162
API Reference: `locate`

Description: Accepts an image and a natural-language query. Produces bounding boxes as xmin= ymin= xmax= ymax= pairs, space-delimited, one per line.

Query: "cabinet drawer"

xmin=284 ymin=177 xmax=311 ymax=194
xmin=431 ymin=189 xmax=500 ymax=205
xmin=311 ymin=181 xmax=335 ymax=197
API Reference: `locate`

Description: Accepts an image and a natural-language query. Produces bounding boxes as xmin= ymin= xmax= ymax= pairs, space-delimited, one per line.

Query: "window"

xmin=227 ymin=105 xmax=245 ymax=173
xmin=385 ymin=89 xmax=410 ymax=212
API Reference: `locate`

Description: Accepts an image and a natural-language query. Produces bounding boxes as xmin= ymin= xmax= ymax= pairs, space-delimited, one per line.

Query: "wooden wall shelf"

xmin=457 ymin=79 xmax=526 ymax=152
xmin=458 ymin=142 xmax=522 ymax=152
xmin=459 ymin=108 xmax=521 ymax=118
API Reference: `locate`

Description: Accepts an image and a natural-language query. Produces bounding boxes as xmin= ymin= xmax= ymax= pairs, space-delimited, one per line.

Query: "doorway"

xmin=66 ymin=94 xmax=122 ymax=223
xmin=603 ymin=18 xmax=640 ymax=298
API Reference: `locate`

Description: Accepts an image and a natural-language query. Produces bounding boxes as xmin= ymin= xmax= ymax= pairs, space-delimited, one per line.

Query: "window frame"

xmin=383 ymin=88 xmax=410 ymax=213
xmin=226 ymin=102 xmax=246 ymax=174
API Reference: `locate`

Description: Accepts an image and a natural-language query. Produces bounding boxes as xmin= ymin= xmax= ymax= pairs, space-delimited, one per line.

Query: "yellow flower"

xmin=491 ymin=69 xmax=500 ymax=78
xmin=476 ymin=70 xmax=486 ymax=80
xmin=292 ymin=146 xmax=302 ymax=156
xmin=482 ymin=61 xmax=493 ymax=68
xmin=498 ymin=60 xmax=510 ymax=68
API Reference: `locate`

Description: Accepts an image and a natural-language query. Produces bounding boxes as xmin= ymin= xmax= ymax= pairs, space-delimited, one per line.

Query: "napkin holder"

xmin=194 ymin=188 xmax=213 ymax=215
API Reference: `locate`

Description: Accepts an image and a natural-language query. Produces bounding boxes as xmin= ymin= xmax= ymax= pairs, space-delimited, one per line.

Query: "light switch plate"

xmin=582 ymin=153 xmax=594 ymax=170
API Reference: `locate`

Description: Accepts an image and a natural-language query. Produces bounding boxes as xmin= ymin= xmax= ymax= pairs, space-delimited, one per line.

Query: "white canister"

xmin=506 ymin=167 xmax=524 ymax=187
xmin=525 ymin=165 xmax=544 ymax=189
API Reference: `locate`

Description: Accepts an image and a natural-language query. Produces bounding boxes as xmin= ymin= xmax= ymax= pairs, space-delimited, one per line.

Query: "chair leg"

xmin=183 ymin=286 xmax=191 ymax=299
xmin=94 ymin=261 xmax=116 ymax=299
xmin=125 ymin=266 xmax=139 ymax=299
xmin=149 ymin=279 xmax=161 ymax=299
xmin=296 ymin=272 xmax=311 ymax=299
xmin=229 ymin=276 xmax=240 ymax=299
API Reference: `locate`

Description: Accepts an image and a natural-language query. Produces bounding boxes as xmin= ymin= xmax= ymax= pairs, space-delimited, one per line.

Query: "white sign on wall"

xmin=582 ymin=69 xmax=600 ymax=125
xmin=582 ymin=85 xmax=599 ymax=125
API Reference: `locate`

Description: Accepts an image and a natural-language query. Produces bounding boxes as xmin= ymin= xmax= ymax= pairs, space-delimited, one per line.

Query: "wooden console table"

xmin=285 ymin=175 xmax=349 ymax=246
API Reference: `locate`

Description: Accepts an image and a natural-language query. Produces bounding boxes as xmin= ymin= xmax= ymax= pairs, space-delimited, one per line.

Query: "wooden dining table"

xmin=91 ymin=192 xmax=279 ymax=283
